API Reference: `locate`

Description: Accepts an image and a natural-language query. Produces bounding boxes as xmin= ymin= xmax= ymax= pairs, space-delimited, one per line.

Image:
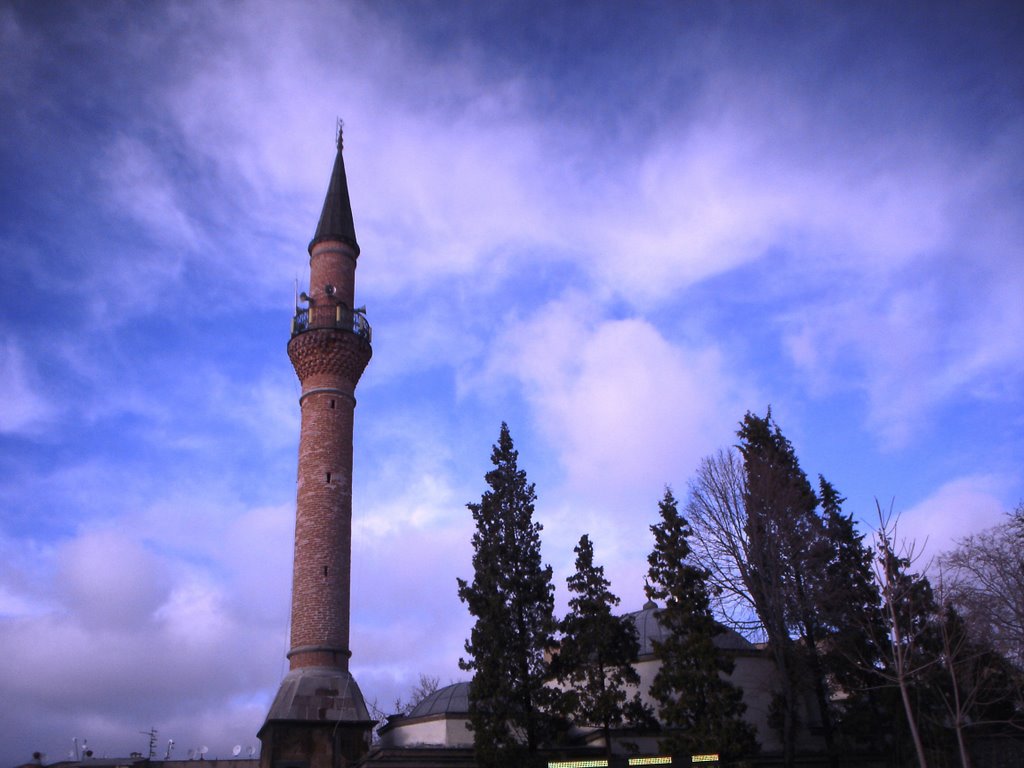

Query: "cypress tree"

xmin=553 ymin=534 xmax=653 ymax=759
xmin=814 ymin=478 xmax=889 ymax=752
xmin=646 ymin=488 xmax=757 ymax=760
xmin=737 ymin=409 xmax=819 ymax=765
xmin=457 ymin=423 xmax=557 ymax=768
xmin=685 ymin=413 xmax=915 ymax=761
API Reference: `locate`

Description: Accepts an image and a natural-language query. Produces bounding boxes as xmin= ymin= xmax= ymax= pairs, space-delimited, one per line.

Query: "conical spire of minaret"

xmin=309 ymin=124 xmax=359 ymax=255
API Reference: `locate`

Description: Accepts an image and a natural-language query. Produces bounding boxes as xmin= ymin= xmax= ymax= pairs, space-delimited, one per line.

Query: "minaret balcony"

xmin=291 ymin=305 xmax=372 ymax=343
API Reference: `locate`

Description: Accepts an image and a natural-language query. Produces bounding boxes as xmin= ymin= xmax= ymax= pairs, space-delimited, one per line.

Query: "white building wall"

xmin=379 ymin=714 xmax=474 ymax=749
xmin=381 ymin=717 xmax=447 ymax=748
xmin=634 ymin=654 xmax=822 ymax=754
xmin=444 ymin=717 xmax=474 ymax=747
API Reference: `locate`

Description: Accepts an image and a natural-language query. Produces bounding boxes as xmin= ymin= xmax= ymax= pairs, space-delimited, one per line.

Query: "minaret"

xmin=259 ymin=128 xmax=374 ymax=768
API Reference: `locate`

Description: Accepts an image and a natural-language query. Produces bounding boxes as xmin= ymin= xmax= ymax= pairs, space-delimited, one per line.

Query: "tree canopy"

xmin=685 ymin=410 xmax=892 ymax=765
xmin=646 ymin=488 xmax=757 ymax=760
xmin=938 ymin=504 xmax=1024 ymax=669
xmin=553 ymin=534 xmax=653 ymax=758
xmin=457 ymin=423 xmax=557 ymax=768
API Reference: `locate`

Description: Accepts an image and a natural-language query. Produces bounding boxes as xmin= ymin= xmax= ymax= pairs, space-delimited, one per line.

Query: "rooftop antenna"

xmin=141 ymin=728 xmax=158 ymax=760
xmin=165 ymin=739 xmax=175 ymax=760
xmin=336 ymin=117 xmax=344 ymax=149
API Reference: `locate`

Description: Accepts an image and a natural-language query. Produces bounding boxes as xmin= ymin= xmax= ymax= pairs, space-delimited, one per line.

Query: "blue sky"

xmin=1 ymin=0 xmax=1022 ymax=763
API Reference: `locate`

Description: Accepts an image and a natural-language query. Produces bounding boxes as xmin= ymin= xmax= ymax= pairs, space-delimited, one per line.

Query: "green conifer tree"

xmin=737 ymin=409 xmax=819 ymax=766
xmin=813 ymin=478 xmax=889 ymax=752
xmin=553 ymin=534 xmax=654 ymax=758
xmin=457 ymin=423 xmax=557 ymax=768
xmin=646 ymin=488 xmax=757 ymax=760
xmin=685 ymin=413 xmax=916 ymax=763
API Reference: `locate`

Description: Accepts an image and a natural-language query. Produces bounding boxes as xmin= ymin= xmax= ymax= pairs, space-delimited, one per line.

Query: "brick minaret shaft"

xmin=286 ymin=134 xmax=371 ymax=674
xmin=259 ymin=131 xmax=374 ymax=768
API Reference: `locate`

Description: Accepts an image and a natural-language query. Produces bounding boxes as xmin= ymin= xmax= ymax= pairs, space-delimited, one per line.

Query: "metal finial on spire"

xmin=336 ymin=118 xmax=344 ymax=149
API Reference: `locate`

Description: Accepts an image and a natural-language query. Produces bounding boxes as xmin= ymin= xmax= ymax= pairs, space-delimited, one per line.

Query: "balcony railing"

xmin=291 ymin=304 xmax=372 ymax=343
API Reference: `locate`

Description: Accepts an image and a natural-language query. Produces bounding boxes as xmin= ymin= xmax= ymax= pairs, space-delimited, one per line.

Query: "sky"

xmin=0 ymin=0 xmax=1022 ymax=763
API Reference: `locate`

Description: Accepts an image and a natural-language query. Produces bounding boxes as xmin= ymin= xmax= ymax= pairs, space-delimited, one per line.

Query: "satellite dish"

xmin=200 ymin=746 xmax=209 ymax=756
xmin=246 ymin=746 xmax=256 ymax=757
xmin=232 ymin=746 xmax=242 ymax=757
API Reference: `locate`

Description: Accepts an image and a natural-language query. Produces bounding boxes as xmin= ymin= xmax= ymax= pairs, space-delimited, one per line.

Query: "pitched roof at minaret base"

xmin=262 ymin=667 xmax=372 ymax=726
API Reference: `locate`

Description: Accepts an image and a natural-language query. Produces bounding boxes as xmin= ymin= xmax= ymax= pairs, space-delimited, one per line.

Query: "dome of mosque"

xmin=407 ymin=681 xmax=470 ymax=719
xmin=626 ymin=600 xmax=754 ymax=657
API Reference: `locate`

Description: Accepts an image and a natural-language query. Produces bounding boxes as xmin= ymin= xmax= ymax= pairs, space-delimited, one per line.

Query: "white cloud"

xmin=100 ymin=134 xmax=200 ymax=250
xmin=0 ymin=509 xmax=287 ymax=761
xmin=215 ymin=369 xmax=301 ymax=451
xmin=782 ymin=263 xmax=1024 ymax=448
xmin=483 ymin=294 xmax=750 ymax=505
xmin=56 ymin=530 xmax=171 ymax=627
xmin=362 ymin=299 xmax=487 ymax=385
xmin=1 ymin=2 xmax=1022 ymax=764
xmin=896 ymin=475 xmax=1010 ymax=563
xmin=140 ymin=0 xmax=1023 ymax=472
xmin=350 ymin=473 xmax=476 ymax=714
xmin=220 ymin=505 xmax=293 ymax=623
xmin=0 ymin=337 xmax=56 ymax=434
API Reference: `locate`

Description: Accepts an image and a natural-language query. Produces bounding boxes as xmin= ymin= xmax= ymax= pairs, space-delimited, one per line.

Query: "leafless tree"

xmin=369 ymin=672 xmax=445 ymax=733
xmin=869 ymin=502 xmax=936 ymax=768
xmin=408 ymin=673 xmax=442 ymax=709
xmin=935 ymin=598 xmax=981 ymax=768
xmin=938 ymin=504 xmax=1024 ymax=669
xmin=685 ymin=445 xmax=805 ymax=766
xmin=685 ymin=448 xmax=763 ymax=635
xmin=932 ymin=570 xmax=1024 ymax=768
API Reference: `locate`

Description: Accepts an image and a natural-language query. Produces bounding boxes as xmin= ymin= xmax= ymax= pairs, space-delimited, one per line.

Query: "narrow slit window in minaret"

xmin=323 ymin=566 xmax=328 ymax=578
xmin=326 ymin=472 xmax=332 ymax=483
xmin=330 ymin=399 xmax=335 ymax=409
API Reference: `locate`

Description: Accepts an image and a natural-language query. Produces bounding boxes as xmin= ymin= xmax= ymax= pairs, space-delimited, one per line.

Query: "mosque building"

xmin=14 ymin=130 xmax=827 ymax=768
xmin=371 ymin=600 xmax=822 ymax=763
xmin=13 ymin=129 xmax=836 ymax=768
